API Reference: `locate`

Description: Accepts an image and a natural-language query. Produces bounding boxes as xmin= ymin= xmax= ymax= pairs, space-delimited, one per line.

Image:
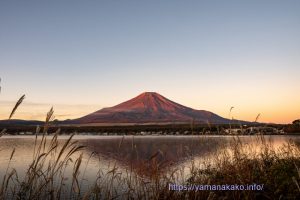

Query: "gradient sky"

xmin=0 ymin=0 xmax=299 ymax=123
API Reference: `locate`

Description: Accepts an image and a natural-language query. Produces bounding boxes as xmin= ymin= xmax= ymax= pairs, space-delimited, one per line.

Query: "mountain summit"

xmin=73 ymin=92 xmax=231 ymax=124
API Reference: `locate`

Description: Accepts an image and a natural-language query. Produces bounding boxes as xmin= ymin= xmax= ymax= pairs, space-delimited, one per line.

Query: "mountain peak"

xmin=135 ymin=91 xmax=166 ymax=100
xmin=113 ymin=92 xmax=176 ymax=112
xmin=138 ymin=92 xmax=161 ymax=97
xmin=141 ymin=92 xmax=158 ymax=95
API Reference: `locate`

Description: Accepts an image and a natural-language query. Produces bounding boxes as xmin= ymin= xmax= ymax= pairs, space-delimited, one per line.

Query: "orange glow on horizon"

xmin=0 ymin=98 xmax=298 ymax=124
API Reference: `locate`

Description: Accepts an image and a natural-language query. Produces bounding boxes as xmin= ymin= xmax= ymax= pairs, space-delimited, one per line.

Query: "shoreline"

xmin=1 ymin=134 xmax=299 ymax=138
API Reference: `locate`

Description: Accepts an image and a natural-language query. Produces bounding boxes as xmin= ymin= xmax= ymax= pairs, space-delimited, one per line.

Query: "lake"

xmin=0 ymin=135 xmax=299 ymax=198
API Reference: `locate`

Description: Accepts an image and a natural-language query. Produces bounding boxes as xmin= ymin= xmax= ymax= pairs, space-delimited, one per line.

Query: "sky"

xmin=0 ymin=0 xmax=299 ymax=124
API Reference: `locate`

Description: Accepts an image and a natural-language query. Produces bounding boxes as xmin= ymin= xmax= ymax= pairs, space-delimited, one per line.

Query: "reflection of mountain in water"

xmin=81 ymin=136 xmax=226 ymax=176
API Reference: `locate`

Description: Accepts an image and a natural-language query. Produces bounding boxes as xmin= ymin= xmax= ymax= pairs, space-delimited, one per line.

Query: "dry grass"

xmin=8 ymin=95 xmax=25 ymax=120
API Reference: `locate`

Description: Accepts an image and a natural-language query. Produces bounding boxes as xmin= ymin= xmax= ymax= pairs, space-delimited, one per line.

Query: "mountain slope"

xmin=73 ymin=92 xmax=232 ymax=124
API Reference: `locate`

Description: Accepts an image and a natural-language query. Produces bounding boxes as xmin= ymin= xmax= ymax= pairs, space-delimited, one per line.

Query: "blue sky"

xmin=0 ymin=0 xmax=299 ymax=123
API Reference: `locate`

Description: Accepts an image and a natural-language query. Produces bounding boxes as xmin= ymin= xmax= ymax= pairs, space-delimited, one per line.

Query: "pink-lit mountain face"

xmin=74 ymin=92 xmax=231 ymax=124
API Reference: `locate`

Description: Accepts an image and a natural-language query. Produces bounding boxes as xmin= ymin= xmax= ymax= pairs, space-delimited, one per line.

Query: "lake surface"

xmin=0 ymin=135 xmax=299 ymax=197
